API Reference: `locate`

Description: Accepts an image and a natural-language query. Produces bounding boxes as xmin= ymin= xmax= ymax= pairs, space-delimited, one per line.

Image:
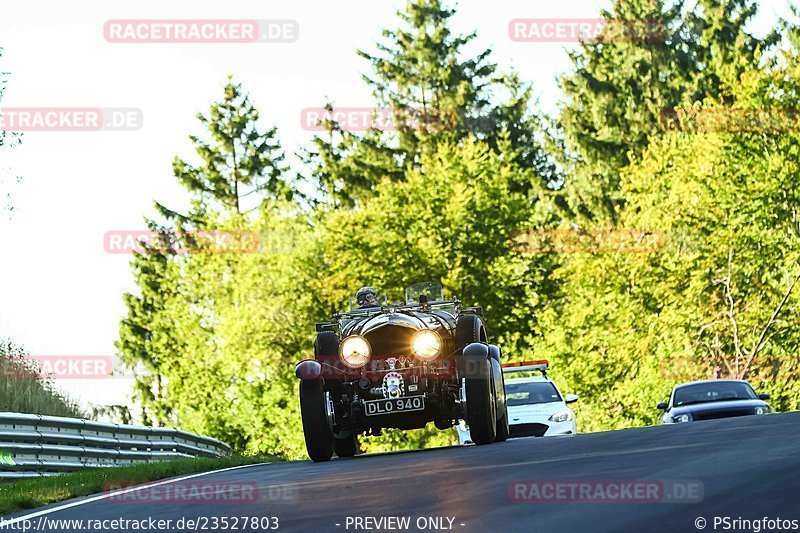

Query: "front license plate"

xmin=364 ymin=396 xmax=425 ymax=416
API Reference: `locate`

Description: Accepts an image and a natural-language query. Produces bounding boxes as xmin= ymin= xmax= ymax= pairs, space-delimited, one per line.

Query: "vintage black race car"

xmin=294 ymin=282 xmax=509 ymax=461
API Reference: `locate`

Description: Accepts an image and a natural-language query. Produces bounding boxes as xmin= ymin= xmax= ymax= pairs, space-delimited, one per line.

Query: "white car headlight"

xmin=339 ymin=335 xmax=371 ymax=369
xmin=548 ymin=410 xmax=573 ymax=423
xmin=754 ymin=406 xmax=770 ymax=415
xmin=412 ymin=330 xmax=441 ymax=361
xmin=672 ymin=413 xmax=692 ymax=423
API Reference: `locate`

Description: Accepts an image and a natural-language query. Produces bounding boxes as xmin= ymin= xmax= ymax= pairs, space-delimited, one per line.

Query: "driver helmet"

xmin=356 ymin=286 xmax=379 ymax=308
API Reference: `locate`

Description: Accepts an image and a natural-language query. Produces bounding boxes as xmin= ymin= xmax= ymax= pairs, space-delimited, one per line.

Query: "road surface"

xmin=5 ymin=412 xmax=800 ymax=532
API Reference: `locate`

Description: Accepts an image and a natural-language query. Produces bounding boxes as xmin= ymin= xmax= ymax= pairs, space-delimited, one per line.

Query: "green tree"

xmin=117 ymin=240 xmax=183 ymax=426
xmin=169 ymin=78 xmax=291 ymax=219
xmin=558 ymin=0 xmax=777 ymax=223
xmin=314 ymin=136 xmax=558 ymax=377
xmin=688 ymin=0 xmax=780 ymax=101
xmin=307 ymin=136 xmax=558 ymax=449
xmin=785 ymin=5 xmax=800 ymax=53
xmin=303 ymin=0 xmax=553 ymax=206
xmin=620 ymin=59 xmax=800 ymax=408
xmin=541 ymin=56 xmax=800 ymax=429
xmin=118 ymin=81 xmax=310 ymax=456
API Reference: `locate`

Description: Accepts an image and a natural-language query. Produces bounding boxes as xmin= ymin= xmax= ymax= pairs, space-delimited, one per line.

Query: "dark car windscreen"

xmin=673 ymin=382 xmax=757 ymax=407
xmin=505 ymin=381 xmax=562 ymax=407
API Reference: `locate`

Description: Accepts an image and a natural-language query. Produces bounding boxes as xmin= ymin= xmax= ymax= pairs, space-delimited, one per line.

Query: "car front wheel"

xmin=464 ymin=357 xmax=497 ymax=445
xmin=299 ymin=378 xmax=334 ymax=462
xmin=494 ymin=403 xmax=510 ymax=442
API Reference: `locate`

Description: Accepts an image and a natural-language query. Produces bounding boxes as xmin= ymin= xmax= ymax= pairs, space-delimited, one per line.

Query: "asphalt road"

xmin=5 ymin=412 xmax=800 ymax=533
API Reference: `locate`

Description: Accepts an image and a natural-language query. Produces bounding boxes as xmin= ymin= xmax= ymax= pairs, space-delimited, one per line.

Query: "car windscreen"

xmin=405 ymin=281 xmax=444 ymax=304
xmin=505 ymin=381 xmax=562 ymax=406
xmin=673 ymin=382 xmax=757 ymax=407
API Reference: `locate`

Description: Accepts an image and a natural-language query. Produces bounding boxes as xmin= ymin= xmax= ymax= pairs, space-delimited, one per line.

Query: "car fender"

xmin=295 ymin=359 xmax=323 ymax=381
xmin=462 ymin=343 xmax=503 ymax=422
xmin=462 ymin=342 xmax=491 ymax=380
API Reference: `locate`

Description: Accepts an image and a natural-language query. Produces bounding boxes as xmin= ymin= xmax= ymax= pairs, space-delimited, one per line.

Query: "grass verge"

xmin=0 ymin=455 xmax=277 ymax=516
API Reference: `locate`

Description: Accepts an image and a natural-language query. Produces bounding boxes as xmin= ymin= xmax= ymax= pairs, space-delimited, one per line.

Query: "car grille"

xmin=509 ymin=423 xmax=549 ymax=438
xmin=364 ymin=326 xmax=416 ymax=358
xmin=692 ymin=409 xmax=754 ymax=421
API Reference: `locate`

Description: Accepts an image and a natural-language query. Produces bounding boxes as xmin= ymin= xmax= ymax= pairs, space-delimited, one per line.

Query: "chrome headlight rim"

xmin=672 ymin=413 xmax=692 ymax=423
xmin=411 ymin=329 xmax=442 ymax=361
xmin=339 ymin=335 xmax=371 ymax=369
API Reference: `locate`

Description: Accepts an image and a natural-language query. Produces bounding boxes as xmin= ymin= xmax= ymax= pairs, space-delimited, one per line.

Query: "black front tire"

xmin=495 ymin=404 xmax=510 ymax=442
xmin=465 ymin=359 xmax=497 ymax=445
xmin=493 ymin=358 xmax=510 ymax=442
xmin=300 ymin=378 xmax=334 ymax=462
xmin=333 ymin=432 xmax=359 ymax=458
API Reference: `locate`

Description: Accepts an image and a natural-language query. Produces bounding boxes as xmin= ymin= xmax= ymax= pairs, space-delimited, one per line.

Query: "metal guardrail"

xmin=0 ymin=412 xmax=231 ymax=479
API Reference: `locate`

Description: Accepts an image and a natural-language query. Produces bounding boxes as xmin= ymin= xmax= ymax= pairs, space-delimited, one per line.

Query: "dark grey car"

xmin=657 ymin=379 xmax=772 ymax=424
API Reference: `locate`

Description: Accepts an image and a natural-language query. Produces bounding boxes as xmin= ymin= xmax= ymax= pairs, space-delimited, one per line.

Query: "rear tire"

xmin=465 ymin=359 xmax=497 ymax=445
xmin=333 ymin=432 xmax=359 ymax=458
xmin=300 ymin=379 xmax=334 ymax=462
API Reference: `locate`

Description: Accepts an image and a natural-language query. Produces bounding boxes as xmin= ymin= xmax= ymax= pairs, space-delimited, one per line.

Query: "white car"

xmin=457 ymin=360 xmax=577 ymax=443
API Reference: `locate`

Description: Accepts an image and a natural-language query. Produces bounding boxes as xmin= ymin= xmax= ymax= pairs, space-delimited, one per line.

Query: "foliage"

xmin=302 ymin=0 xmax=554 ymax=207
xmin=117 ymin=0 xmax=800 ymax=457
xmin=118 ymin=80 xmax=310 ymax=457
xmin=311 ymin=137 xmax=557 ymax=355
xmin=557 ymin=0 xmax=777 ymax=223
xmin=305 ymin=137 xmax=555 ymax=450
xmin=0 ymin=339 xmax=86 ymax=418
xmin=540 ymin=54 xmax=800 ymax=430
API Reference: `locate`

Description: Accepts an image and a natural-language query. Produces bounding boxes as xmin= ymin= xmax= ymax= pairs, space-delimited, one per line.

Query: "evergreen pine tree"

xmin=558 ymin=0 xmax=776 ymax=223
xmin=303 ymin=0 xmax=553 ymax=205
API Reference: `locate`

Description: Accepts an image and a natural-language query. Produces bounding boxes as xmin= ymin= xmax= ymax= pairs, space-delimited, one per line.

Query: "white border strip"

xmin=2 ymin=462 xmax=270 ymax=526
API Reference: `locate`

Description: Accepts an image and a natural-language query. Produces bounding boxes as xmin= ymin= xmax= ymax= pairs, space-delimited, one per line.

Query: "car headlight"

xmin=754 ymin=406 xmax=770 ymax=415
xmin=412 ymin=330 xmax=441 ymax=361
xmin=339 ymin=335 xmax=371 ymax=369
xmin=672 ymin=413 xmax=692 ymax=423
xmin=548 ymin=410 xmax=573 ymax=423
